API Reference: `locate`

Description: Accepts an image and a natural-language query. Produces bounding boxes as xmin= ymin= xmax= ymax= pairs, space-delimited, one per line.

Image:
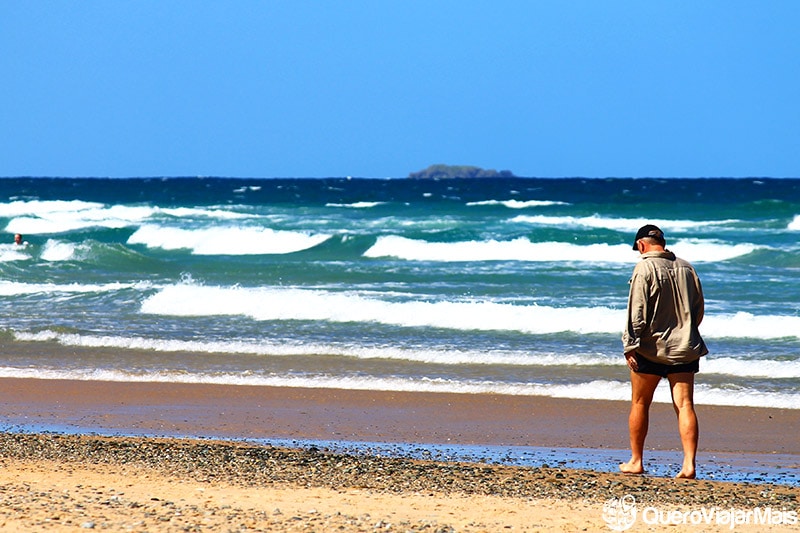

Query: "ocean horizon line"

xmin=2 ymin=175 xmax=799 ymax=181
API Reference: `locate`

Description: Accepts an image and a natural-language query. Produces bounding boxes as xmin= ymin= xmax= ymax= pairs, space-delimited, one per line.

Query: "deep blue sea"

xmin=0 ymin=177 xmax=798 ymax=410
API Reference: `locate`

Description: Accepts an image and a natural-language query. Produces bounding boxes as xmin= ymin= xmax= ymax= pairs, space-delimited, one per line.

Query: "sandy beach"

xmin=0 ymin=378 xmax=798 ymax=531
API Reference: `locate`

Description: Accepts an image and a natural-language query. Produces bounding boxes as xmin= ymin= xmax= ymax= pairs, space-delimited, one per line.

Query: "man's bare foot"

xmin=675 ymin=468 xmax=696 ymax=479
xmin=619 ymin=460 xmax=644 ymax=474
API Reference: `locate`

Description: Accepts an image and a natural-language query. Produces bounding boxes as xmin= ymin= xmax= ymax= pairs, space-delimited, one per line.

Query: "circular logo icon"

xmin=602 ymin=494 xmax=637 ymax=531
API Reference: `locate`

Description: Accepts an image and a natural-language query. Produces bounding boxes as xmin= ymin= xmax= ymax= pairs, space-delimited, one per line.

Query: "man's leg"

xmin=667 ymin=372 xmax=698 ymax=479
xmin=619 ymin=370 xmax=661 ymax=474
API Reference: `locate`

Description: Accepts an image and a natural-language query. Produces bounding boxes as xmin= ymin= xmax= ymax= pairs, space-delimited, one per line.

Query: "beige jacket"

xmin=622 ymin=250 xmax=708 ymax=364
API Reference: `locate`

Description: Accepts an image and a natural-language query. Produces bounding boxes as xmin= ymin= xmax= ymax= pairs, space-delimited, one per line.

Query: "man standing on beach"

xmin=620 ymin=224 xmax=708 ymax=479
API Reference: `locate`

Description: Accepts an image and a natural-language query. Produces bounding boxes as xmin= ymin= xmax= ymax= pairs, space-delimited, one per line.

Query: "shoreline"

xmin=1 ymin=377 xmax=798 ymax=486
xmin=1 ymin=377 xmax=798 ymax=530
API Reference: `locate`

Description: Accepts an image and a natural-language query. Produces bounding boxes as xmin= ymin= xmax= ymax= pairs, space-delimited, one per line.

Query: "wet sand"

xmin=0 ymin=378 xmax=798 ymax=531
xmin=1 ymin=377 xmax=797 ymax=455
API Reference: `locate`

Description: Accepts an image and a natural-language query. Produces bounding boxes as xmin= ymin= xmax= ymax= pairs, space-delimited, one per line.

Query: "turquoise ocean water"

xmin=0 ymin=177 xmax=798 ymax=410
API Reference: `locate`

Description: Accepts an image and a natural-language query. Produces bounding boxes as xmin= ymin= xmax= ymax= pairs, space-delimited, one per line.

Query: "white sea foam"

xmin=160 ymin=207 xmax=250 ymax=219
xmin=0 ymin=199 xmax=248 ymax=222
xmin=364 ymin=236 xmax=636 ymax=262
xmin=232 ymin=185 xmax=262 ymax=193
xmin=511 ymin=214 xmax=739 ymax=232
xmin=667 ymin=239 xmax=760 ymax=262
xmin=789 ymin=214 xmax=800 ymax=231
xmin=0 ymin=365 xmax=795 ymax=409
xmin=40 ymin=239 xmax=82 ymax=262
xmin=138 ymin=283 xmax=799 ymax=340
xmin=325 ymin=201 xmax=387 ymax=208
xmin=2 ymin=200 xmax=251 ymax=235
xmin=362 ymin=235 xmax=757 ymax=263
xmin=703 ymin=357 xmax=800 ymax=379
xmin=2 ymin=279 xmax=795 ymax=341
xmin=16 ymin=329 xmax=800 ymax=378
xmin=0 ymin=199 xmax=104 ymax=217
xmin=0 ymin=280 xmax=152 ymax=296
xmin=701 ymin=312 xmax=800 ymax=340
xmin=5 ymin=215 xmax=126 ymax=234
xmin=127 ymin=225 xmax=331 ymax=255
xmin=140 ymin=284 xmax=626 ymax=334
xmin=466 ymin=199 xmax=569 ymax=208
xmin=14 ymin=329 xmax=616 ymax=367
xmin=4 ymin=205 xmax=154 ymax=234
xmin=0 ymin=244 xmax=30 ymax=262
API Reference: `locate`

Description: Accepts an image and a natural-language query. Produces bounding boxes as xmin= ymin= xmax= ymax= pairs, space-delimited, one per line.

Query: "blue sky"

xmin=2 ymin=2 xmax=798 ymax=178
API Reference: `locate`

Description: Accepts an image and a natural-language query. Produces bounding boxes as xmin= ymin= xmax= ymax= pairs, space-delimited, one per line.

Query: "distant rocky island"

xmin=407 ymin=164 xmax=516 ymax=179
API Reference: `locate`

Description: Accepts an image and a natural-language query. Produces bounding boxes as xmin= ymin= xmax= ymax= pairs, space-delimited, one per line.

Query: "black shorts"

xmin=634 ymin=353 xmax=699 ymax=377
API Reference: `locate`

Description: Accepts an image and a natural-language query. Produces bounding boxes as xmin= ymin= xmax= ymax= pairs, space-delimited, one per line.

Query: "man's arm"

xmin=693 ymin=272 xmax=705 ymax=327
xmin=622 ymin=271 xmax=648 ymax=355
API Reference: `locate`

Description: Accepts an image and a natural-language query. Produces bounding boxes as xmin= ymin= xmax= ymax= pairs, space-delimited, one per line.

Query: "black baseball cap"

xmin=633 ymin=224 xmax=665 ymax=249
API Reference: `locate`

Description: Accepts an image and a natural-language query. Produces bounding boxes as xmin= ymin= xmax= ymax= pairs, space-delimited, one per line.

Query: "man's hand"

xmin=625 ymin=351 xmax=638 ymax=372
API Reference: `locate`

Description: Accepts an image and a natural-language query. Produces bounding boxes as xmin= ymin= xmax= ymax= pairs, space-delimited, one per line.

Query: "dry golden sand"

xmin=0 ymin=457 xmax=600 ymax=532
xmin=0 ymin=434 xmax=797 ymax=532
